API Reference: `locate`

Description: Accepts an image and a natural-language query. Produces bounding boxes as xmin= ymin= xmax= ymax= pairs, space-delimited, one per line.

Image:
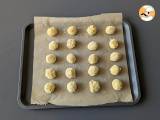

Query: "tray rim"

xmin=17 ymin=20 xmax=141 ymax=109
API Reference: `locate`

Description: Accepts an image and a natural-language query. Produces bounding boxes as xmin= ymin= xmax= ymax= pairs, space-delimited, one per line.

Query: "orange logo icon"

xmin=139 ymin=5 xmax=156 ymax=21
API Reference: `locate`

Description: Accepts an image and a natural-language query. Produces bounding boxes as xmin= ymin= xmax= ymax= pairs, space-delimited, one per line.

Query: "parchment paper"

xmin=31 ymin=13 xmax=133 ymax=106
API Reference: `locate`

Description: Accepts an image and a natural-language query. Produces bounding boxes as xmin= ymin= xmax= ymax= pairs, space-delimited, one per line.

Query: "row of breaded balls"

xmin=47 ymin=25 xmax=116 ymax=36
xmin=44 ymin=25 xmax=123 ymax=94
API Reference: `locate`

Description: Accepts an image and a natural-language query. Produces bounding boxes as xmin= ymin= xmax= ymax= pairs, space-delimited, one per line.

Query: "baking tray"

xmin=17 ymin=21 xmax=141 ymax=109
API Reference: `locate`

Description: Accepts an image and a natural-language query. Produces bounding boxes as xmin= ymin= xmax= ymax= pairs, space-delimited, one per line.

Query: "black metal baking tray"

xmin=17 ymin=21 xmax=141 ymax=109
